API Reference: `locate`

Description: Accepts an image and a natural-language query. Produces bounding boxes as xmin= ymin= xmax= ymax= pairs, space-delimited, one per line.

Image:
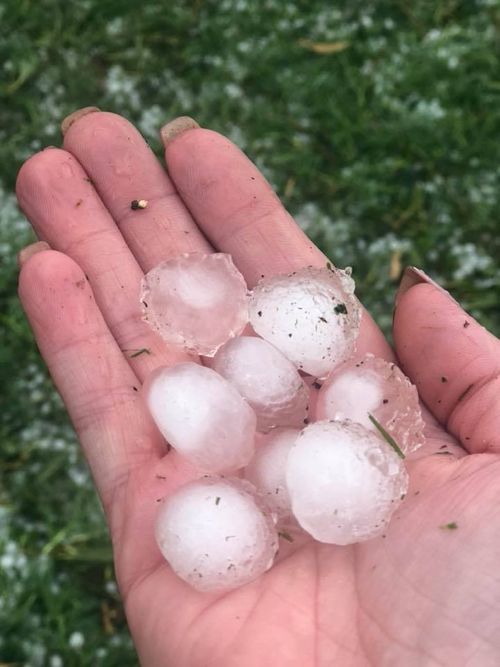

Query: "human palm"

xmin=16 ymin=110 xmax=500 ymax=666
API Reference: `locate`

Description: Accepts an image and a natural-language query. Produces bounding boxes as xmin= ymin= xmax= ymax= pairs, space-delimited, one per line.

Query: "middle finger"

xmin=62 ymin=109 xmax=212 ymax=270
xmin=15 ymin=145 xmax=196 ymax=381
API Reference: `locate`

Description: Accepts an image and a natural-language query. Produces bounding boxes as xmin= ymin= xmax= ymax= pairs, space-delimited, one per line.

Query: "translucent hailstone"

xmin=209 ymin=336 xmax=309 ymax=432
xmin=155 ymin=477 xmax=279 ymax=592
xmin=244 ymin=428 xmax=299 ymax=520
xmin=141 ymin=253 xmax=249 ymax=356
xmin=144 ymin=363 xmax=256 ymax=472
xmin=316 ymin=354 xmax=424 ymax=453
xmin=248 ymin=266 xmax=361 ymax=378
xmin=286 ymin=420 xmax=408 ymax=545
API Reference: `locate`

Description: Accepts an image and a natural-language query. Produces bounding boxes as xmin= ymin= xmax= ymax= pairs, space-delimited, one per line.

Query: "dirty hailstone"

xmin=244 ymin=428 xmax=300 ymax=520
xmin=209 ymin=336 xmax=309 ymax=432
xmin=144 ymin=363 xmax=256 ymax=472
xmin=286 ymin=420 xmax=408 ymax=544
xmin=316 ymin=354 xmax=424 ymax=453
xmin=155 ymin=477 xmax=279 ymax=592
xmin=248 ymin=266 xmax=361 ymax=378
xmin=140 ymin=253 xmax=249 ymax=356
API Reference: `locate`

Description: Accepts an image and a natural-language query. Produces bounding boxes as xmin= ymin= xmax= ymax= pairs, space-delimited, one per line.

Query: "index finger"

xmin=162 ymin=121 xmax=391 ymax=359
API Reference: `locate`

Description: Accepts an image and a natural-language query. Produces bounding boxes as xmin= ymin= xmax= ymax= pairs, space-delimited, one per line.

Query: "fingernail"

xmin=395 ymin=266 xmax=459 ymax=308
xmin=160 ymin=116 xmax=200 ymax=147
xmin=18 ymin=241 xmax=51 ymax=268
xmin=61 ymin=106 xmax=100 ymax=136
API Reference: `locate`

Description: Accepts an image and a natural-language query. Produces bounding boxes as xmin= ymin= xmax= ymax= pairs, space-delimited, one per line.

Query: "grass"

xmin=1 ymin=0 xmax=500 ymax=664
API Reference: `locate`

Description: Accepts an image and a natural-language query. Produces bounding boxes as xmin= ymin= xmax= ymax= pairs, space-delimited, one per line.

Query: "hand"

xmin=16 ymin=109 xmax=500 ymax=666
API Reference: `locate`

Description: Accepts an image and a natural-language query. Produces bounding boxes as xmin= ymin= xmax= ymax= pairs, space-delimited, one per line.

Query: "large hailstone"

xmin=248 ymin=266 xmax=361 ymax=378
xmin=244 ymin=428 xmax=299 ymax=520
xmin=286 ymin=420 xmax=408 ymax=544
xmin=155 ymin=477 xmax=279 ymax=592
xmin=144 ymin=363 xmax=256 ymax=472
xmin=316 ymin=354 xmax=424 ymax=453
xmin=140 ymin=253 xmax=249 ymax=356
xmin=209 ymin=336 xmax=309 ymax=432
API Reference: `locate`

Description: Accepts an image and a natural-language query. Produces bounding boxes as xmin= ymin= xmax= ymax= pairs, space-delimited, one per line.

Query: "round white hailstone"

xmin=248 ymin=266 xmax=361 ymax=378
xmin=286 ymin=420 xmax=408 ymax=545
xmin=316 ymin=354 xmax=424 ymax=453
xmin=244 ymin=428 xmax=299 ymax=520
xmin=209 ymin=336 xmax=309 ymax=432
xmin=140 ymin=252 xmax=249 ymax=356
xmin=144 ymin=363 xmax=257 ymax=473
xmin=155 ymin=477 xmax=279 ymax=592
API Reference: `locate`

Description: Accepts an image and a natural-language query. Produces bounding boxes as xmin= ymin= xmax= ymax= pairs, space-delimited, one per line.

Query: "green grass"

xmin=1 ymin=0 xmax=500 ymax=664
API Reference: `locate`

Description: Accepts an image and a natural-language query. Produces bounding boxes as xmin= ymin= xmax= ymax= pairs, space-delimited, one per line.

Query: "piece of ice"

xmin=141 ymin=253 xmax=249 ymax=356
xmin=248 ymin=266 xmax=361 ymax=378
xmin=155 ymin=477 xmax=279 ymax=592
xmin=286 ymin=420 xmax=408 ymax=544
xmin=144 ymin=363 xmax=257 ymax=472
xmin=316 ymin=354 xmax=424 ymax=453
xmin=244 ymin=428 xmax=299 ymax=520
xmin=208 ymin=336 xmax=309 ymax=432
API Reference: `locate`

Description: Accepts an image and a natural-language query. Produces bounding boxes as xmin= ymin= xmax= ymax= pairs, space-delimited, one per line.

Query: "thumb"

xmin=393 ymin=268 xmax=500 ymax=455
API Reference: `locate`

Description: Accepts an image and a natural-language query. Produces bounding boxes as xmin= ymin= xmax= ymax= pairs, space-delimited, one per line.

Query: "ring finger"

xmin=16 ymin=111 xmax=210 ymax=380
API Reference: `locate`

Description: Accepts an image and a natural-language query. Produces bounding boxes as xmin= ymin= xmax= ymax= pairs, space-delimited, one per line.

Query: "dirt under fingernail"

xmin=17 ymin=241 xmax=51 ymax=268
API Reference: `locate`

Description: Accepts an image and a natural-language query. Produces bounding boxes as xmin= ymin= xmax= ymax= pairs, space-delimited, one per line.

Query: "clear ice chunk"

xmin=248 ymin=266 xmax=361 ymax=378
xmin=141 ymin=252 xmax=249 ymax=356
xmin=316 ymin=354 xmax=424 ymax=453
xmin=244 ymin=428 xmax=299 ymax=520
xmin=286 ymin=420 xmax=408 ymax=544
xmin=155 ymin=477 xmax=279 ymax=592
xmin=209 ymin=336 xmax=309 ymax=432
xmin=144 ymin=363 xmax=257 ymax=472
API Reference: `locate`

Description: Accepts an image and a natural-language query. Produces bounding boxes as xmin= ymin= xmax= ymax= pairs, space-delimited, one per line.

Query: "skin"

xmin=16 ymin=111 xmax=500 ymax=666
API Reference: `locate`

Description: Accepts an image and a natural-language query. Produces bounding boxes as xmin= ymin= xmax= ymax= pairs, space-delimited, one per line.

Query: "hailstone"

xmin=141 ymin=252 xmax=249 ymax=356
xmin=316 ymin=354 xmax=424 ymax=453
xmin=248 ymin=266 xmax=361 ymax=378
xmin=144 ymin=362 xmax=256 ymax=472
xmin=244 ymin=428 xmax=299 ymax=520
xmin=209 ymin=336 xmax=309 ymax=432
xmin=155 ymin=477 xmax=278 ymax=592
xmin=138 ymin=251 xmax=424 ymax=592
xmin=286 ymin=420 xmax=408 ymax=544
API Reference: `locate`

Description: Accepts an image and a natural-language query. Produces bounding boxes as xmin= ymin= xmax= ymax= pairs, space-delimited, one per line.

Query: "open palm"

xmin=17 ymin=110 xmax=500 ymax=666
